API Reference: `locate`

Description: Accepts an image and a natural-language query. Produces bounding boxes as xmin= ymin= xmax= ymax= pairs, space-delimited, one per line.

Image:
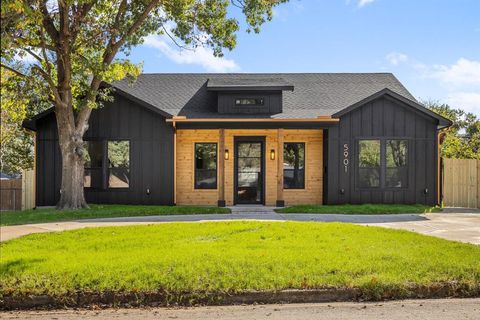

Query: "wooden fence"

xmin=0 ymin=169 xmax=35 ymax=211
xmin=443 ymin=158 xmax=480 ymax=208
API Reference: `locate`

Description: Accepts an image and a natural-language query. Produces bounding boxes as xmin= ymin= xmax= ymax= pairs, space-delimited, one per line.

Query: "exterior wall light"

xmin=270 ymin=149 xmax=275 ymax=160
xmin=224 ymin=149 xmax=229 ymax=160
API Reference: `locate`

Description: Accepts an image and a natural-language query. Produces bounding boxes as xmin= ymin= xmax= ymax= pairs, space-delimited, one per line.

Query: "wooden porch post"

xmin=276 ymin=128 xmax=284 ymax=207
xmin=218 ymin=128 xmax=226 ymax=207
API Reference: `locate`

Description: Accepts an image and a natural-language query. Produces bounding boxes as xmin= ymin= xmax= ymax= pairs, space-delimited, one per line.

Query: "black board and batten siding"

xmin=35 ymin=94 xmax=174 ymax=206
xmin=327 ymin=96 xmax=438 ymax=205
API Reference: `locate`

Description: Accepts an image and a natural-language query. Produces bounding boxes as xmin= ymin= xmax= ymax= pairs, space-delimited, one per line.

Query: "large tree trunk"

xmin=56 ymin=111 xmax=89 ymax=210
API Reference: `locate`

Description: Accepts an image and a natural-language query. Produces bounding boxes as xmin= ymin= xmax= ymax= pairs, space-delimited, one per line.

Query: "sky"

xmin=126 ymin=0 xmax=480 ymax=116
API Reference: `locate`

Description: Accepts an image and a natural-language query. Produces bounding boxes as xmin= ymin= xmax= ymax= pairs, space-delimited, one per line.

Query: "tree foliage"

xmin=1 ymin=0 xmax=287 ymax=208
xmin=424 ymin=100 xmax=480 ymax=159
xmin=1 ymin=67 xmax=50 ymax=175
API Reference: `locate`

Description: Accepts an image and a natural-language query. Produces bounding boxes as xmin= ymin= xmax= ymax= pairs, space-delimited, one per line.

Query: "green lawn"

xmin=276 ymin=204 xmax=441 ymax=214
xmin=0 ymin=204 xmax=230 ymax=226
xmin=1 ymin=221 xmax=478 ymax=303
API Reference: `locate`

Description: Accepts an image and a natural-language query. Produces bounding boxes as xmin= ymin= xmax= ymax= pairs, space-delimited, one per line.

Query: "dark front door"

xmin=235 ymin=138 xmax=265 ymax=204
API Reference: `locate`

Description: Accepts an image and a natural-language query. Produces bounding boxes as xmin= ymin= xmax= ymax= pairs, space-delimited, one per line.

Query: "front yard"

xmin=0 ymin=204 xmax=230 ymax=226
xmin=276 ymin=204 xmax=441 ymax=214
xmin=1 ymin=221 xmax=478 ymax=306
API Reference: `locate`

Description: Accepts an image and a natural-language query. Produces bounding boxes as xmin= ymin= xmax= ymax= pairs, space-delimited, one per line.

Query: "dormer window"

xmin=235 ymin=98 xmax=264 ymax=106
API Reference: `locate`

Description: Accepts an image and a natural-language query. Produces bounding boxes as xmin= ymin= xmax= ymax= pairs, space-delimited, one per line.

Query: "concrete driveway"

xmin=1 ymin=208 xmax=479 ymax=244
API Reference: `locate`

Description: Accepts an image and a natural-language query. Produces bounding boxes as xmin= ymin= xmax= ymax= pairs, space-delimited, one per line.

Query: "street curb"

xmin=2 ymin=284 xmax=479 ymax=310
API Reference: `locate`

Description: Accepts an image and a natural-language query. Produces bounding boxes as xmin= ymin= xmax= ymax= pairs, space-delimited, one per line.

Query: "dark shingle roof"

xmin=112 ymin=73 xmax=416 ymax=119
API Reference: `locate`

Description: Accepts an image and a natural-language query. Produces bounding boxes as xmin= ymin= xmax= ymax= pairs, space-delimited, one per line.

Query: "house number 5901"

xmin=343 ymin=143 xmax=349 ymax=173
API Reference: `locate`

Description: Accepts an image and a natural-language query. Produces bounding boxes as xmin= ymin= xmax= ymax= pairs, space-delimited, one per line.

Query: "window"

xmin=357 ymin=139 xmax=408 ymax=189
xmin=386 ymin=140 xmax=408 ymax=187
xmin=107 ymin=141 xmax=130 ymax=188
xmin=358 ymin=140 xmax=381 ymax=188
xmin=283 ymin=143 xmax=305 ymax=189
xmin=195 ymin=143 xmax=217 ymax=189
xmin=84 ymin=141 xmax=103 ymax=188
xmin=235 ymin=98 xmax=264 ymax=106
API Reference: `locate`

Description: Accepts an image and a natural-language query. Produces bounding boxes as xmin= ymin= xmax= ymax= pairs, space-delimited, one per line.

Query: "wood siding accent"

xmin=276 ymin=129 xmax=284 ymax=203
xmin=283 ymin=130 xmax=323 ymax=205
xmin=176 ymin=129 xmax=220 ymax=205
xmin=176 ymin=129 xmax=323 ymax=206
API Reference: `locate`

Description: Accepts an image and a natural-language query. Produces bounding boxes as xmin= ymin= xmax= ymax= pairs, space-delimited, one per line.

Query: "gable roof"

xmin=112 ymin=73 xmax=417 ymax=119
xmin=332 ymin=88 xmax=453 ymax=128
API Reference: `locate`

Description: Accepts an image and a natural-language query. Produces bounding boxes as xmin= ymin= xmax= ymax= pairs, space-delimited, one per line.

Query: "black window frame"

xmin=83 ymin=140 xmax=105 ymax=190
xmin=194 ymin=142 xmax=218 ymax=190
xmin=355 ymin=138 xmax=409 ymax=190
xmin=283 ymin=142 xmax=306 ymax=189
xmin=234 ymin=98 xmax=264 ymax=106
xmin=107 ymin=140 xmax=131 ymax=190
xmin=83 ymin=139 xmax=131 ymax=190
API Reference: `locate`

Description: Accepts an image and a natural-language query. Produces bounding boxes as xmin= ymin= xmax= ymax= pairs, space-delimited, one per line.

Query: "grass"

xmin=275 ymin=204 xmax=442 ymax=214
xmin=0 ymin=204 xmax=230 ymax=226
xmin=1 ymin=221 xmax=479 ymax=303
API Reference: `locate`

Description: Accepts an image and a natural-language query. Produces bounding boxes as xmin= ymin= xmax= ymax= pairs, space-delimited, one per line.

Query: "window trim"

xmin=194 ymin=142 xmax=218 ymax=190
xmin=107 ymin=139 xmax=131 ymax=190
xmin=83 ymin=139 xmax=105 ymax=190
xmin=234 ymin=97 xmax=265 ymax=106
xmin=283 ymin=142 xmax=306 ymax=190
xmin=355 ymin=137 xmax=409 ymax=191
xmin=83 ymin=139 xmax=132 ymax=191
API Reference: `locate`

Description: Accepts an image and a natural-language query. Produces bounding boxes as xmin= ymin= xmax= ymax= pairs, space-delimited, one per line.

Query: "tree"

xmin=424 ymin=100 xmax=480 ymax=159
xmin=1 ymin=67 xmax=50 ymax=175
xmin=1 ymin=0 xmax=287 ymax=209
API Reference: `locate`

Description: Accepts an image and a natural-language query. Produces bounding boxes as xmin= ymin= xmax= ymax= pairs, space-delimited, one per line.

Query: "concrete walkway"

xmin=3 ymin=299 xmax=480 ymax=320
xmin=1 ymin=208 xmax=479 ymax=244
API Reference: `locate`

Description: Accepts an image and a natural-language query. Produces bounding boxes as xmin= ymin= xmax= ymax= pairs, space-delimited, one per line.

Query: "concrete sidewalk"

xmin=1 ymin=210 xmax=479 ymax=244
xmin=2 ymin=299 xmax=480 ymax=320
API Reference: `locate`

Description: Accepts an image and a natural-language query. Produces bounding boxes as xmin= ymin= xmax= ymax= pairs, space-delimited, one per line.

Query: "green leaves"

xmin=424 ymin=100 xmax=480 ymax=160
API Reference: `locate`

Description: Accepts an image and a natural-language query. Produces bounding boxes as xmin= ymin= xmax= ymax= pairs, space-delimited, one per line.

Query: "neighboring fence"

xmin=22 ymin=169 xmax=35 ymax=210
xmin=0 ymin=169 xmax=35 ymax=211
xmin=0 ymin=179 xmax=22 ymax=211
xmin=443 ymin=158 xmax=480 ymax=208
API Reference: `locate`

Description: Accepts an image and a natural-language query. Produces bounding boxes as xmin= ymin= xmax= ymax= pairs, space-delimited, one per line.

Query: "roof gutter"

xmin=166 ymin=116 xmax=339 ymax=123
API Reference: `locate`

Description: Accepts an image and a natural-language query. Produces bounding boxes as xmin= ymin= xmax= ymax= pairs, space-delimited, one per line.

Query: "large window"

xmin=195 ymin=143 xmax=217 ymax=189
xmin=84 ymin=141 xmax=103 ymax=188
xmin=283 ymin=143 xmax=305 ymax=189
xmin=357 ymin=139 xmax=408 ymax=189
xmin=108 ymin=141 xmax=130 ymax=188
xmin=83 ymin=140 xmax=130 ymax=189
xmin=358 ymin=140 xmax=381 ymax=188
xmin=386 ymin=140 xmax=408 ymax=187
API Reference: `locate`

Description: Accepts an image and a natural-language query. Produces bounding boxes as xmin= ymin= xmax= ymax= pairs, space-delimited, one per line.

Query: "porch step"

xmin=228 ymin=206 xmax=278 ymax=214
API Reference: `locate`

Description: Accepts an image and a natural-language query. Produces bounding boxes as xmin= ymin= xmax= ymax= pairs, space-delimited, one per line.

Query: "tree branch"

xmin=37 ymin=0 xmax=60 ymax=44
xmin=0 ymin=64 xmax=29 ymax=78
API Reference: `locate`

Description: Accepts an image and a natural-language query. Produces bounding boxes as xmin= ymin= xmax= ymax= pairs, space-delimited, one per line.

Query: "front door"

xmin=235 ymin=138 xmax=265 ymax=204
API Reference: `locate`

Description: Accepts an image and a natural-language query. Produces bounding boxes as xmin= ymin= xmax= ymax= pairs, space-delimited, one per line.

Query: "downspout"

xmin=437 ymin=128 xmax=448 ymax=206
xmin=172 ymin=119 xmax=177 ymax=205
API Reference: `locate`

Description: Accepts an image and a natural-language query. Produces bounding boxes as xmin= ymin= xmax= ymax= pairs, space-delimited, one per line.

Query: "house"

xmin=23 ymin=73 xmax=451 ymax=207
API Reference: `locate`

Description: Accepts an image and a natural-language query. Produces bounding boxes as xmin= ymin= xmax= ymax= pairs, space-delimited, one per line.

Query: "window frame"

xmin=234 ymin=98 xmax=265 ymax=106
xmin=106 ymin=140 xmax=131 ymax=190
xmin=283 ymin=142 xmax=306 ymax=190
xmin=83 ymin=139 xmax=132 ymax=191
xmin=194 ymin=142 xmax=218 ymax=190
xmin=83 ymin=140 xmax=105 ymax=190
xmin=355 ymin=137 xmax=409 ymax=190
